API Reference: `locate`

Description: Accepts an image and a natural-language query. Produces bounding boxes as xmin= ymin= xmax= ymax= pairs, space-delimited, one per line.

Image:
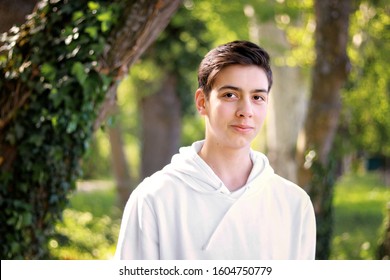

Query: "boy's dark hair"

xmin=198 ymin=40 xmax=273 ymax=96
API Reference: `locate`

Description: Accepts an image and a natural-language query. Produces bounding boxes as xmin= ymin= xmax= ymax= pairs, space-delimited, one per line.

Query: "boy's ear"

xmin=195 ymin=88 xmax=207 ymax=115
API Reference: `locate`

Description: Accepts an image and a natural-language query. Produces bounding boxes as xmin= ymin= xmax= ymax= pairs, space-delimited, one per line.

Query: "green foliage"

xmin=342 ymin=1 xmax=390 ymax=156
xmin=232 ymin=0 xmax=315 ymax=68
xmin=80 ymin=130 xmax=113 ymax=180
xmin=181 ymin=114 xmax=205 ymax=147
xmin=129 ymin=3 xmax=212 ymax=114
xmin=0 ymin=0 xmax=121 ymax=259
xmin=49 ymin=208 xmax=119 ymax=260
xmin=188 ymin=0 xmax=249 ymax=46
xmin=331 ymin=172 xmax=390 ymax=259
xmin=49 ymin=186 xmax=121 ymax=260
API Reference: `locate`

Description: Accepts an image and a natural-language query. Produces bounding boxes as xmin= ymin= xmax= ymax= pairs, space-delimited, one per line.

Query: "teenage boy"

xmin=115 ymin=40 xmax=316 ymax=260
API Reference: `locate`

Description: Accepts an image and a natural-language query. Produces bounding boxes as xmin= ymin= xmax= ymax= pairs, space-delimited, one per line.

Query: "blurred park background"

xmin=0 ymin=0 xmax=389 ymax=260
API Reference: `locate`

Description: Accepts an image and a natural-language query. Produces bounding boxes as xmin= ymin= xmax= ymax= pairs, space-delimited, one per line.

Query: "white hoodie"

xmin=115 ymin=141 xmax=316 ymax=260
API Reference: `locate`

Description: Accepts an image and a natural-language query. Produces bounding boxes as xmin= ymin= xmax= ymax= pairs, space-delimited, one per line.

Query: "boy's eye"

xmin=224 ymin=92 xmax=235 ymax=98
xmin=253 ymin=95 xmax=266 ymax=101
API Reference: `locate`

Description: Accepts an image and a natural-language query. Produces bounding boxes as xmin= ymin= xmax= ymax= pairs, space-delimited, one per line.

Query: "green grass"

xmin=49 ymin=172 xmax=390 ymax=260
xmin=330 ymin=172 xmax=390 ymax=259
xmin=68 ymin=181 xmax=121 ymax=218
xmin=48 ymin=184 xmax=122 ymax=260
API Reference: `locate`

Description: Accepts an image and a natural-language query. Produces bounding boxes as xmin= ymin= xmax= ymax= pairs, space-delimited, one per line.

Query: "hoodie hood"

xmin=163 ymin=140 xmax=275 ymax=196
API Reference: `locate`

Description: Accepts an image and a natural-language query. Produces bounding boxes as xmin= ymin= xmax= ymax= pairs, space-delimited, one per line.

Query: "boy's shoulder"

xmin=133 ymin=166 xmax=183 ymax=197
xmin=262 ymin=172 xmax=311 ymax=202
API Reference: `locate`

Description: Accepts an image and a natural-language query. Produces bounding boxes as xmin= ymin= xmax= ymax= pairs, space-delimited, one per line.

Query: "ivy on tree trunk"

xmin=296 ymin=0 xmax=352 ymax=259
xmin=0 ymin=0 xmax=181 ymax=259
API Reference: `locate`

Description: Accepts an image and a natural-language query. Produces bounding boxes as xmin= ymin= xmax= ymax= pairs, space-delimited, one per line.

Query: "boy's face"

xmin=196 ymin=64 xmax=269 ymax=151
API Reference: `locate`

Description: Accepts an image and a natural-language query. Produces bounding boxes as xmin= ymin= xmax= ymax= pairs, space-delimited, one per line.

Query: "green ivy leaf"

xmin=71 ymin=62 xmax=87 ymax=85
xmin=66 ymin=114 xmax=78 ymax=134
xmin=22 ymin=212 xmax=33 ymax=227
xmin=72 ymin=11 xmax=84 ymax=22
xmin=88 ymin=1 xmax=100 ymax=11
xmin=101 ymin=21 xmax=109 ymax=33
xmin=97 ymin=10 xmax=112 ymax=22
xmin=85 ymin=26 xmax=98 ymax=39
xmin=41 ymin=63 xmax=56 ymax=82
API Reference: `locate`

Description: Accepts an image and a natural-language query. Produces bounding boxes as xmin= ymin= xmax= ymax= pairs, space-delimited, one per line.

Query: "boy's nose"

xmin=236 ymin=98 xmax=253 ymax=118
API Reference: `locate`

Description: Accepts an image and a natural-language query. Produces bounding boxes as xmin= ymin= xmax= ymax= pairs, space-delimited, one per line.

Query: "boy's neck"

xmin=198 ymin=141 xmax=253 ymax=192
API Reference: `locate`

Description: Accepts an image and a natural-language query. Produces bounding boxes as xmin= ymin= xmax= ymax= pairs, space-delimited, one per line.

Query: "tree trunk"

xmin=108 ymin=104 xmax=133 ymax=210
xmin=377 ymin=202 xmax=390 ymax=260
xmin=267 ymin=66 xmax=308 ymax=183
xmin=296 ymin=0 xmax=352 ymax=259
xmin=257 ymin=22 xmax=309 ymax=183
xmin=95 ymin=0 xmax=183 ymax=129
xmin=140 ymin=74 xmax=181 ymax=179
xmin=244 ymin=6 xmax=309 ymax=183
xmin=0 ymin=0 xmax=37 ymax=33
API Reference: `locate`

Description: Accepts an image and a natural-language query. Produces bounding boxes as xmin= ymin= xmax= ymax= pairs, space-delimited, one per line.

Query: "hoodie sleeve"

xmin=300 ymin=197 xmax=317 ymax=259
xmin=114 ymin=181 xmax=159 ymax=260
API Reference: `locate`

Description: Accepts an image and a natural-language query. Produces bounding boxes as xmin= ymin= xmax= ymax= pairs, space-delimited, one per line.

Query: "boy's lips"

xmin=230 ymin=124 xmax=255 ymax=133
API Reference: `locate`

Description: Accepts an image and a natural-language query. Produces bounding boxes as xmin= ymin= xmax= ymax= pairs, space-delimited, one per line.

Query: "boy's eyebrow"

xmin=217 ymin=85 xmax=268 ymax=94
